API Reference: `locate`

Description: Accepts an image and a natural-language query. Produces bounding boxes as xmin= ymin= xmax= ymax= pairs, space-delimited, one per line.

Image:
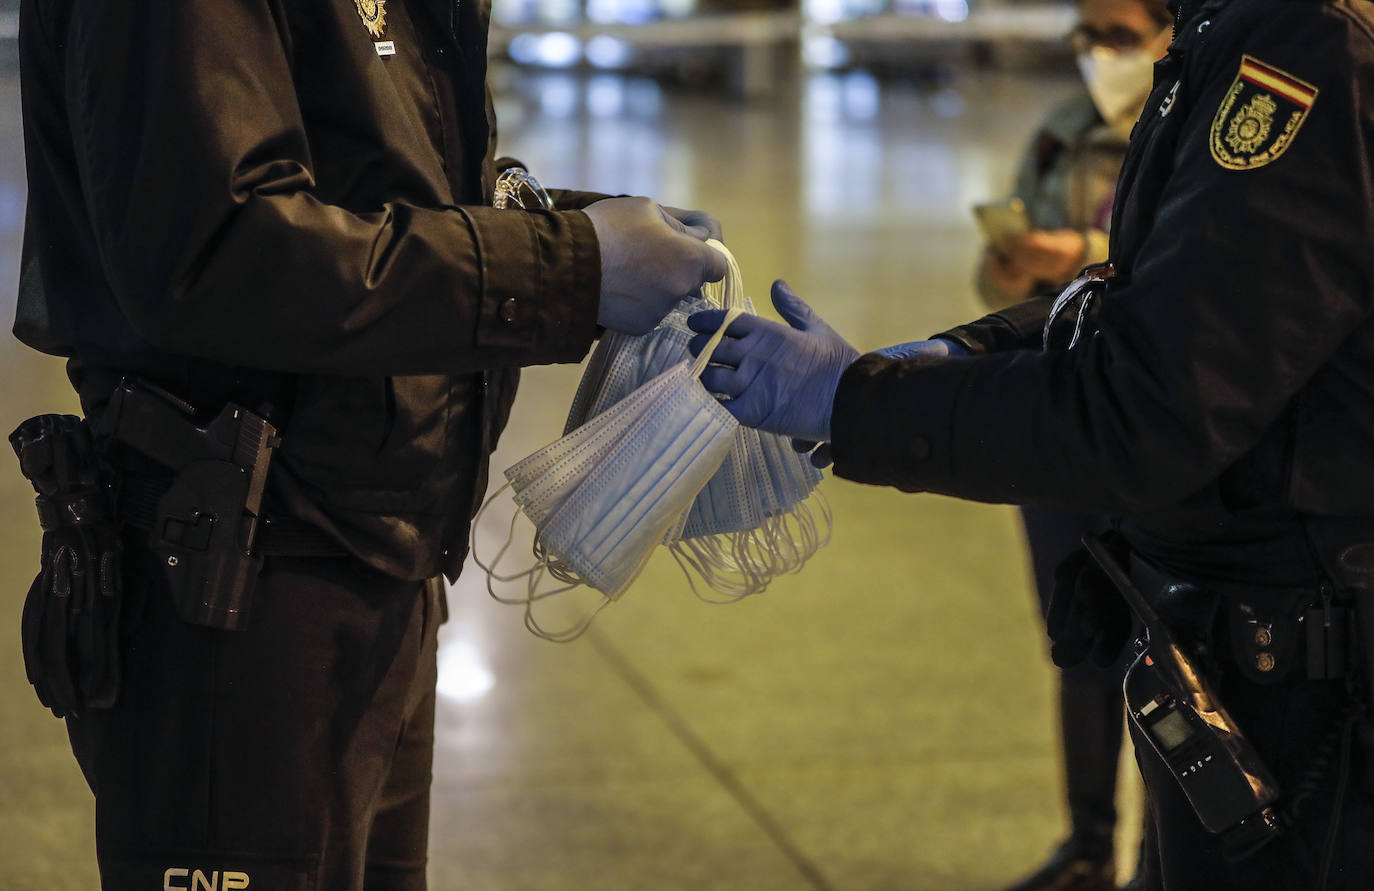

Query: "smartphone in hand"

xmin=972 ymin=198 xmax=1030 ymax=248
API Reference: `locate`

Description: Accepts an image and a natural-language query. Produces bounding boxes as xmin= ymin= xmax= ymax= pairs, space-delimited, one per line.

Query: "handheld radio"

xmin=1081 ymin=535 xmax=1283 ymax=855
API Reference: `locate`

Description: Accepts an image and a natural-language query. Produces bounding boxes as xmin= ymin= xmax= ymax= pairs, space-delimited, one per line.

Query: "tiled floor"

xmin=0 ymin=58 xmax=1141 ymax=890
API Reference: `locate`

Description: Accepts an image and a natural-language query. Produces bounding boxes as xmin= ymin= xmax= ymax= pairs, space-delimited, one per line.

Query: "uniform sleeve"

xmin=61 ymin=1 xmax=599 ymax=376
xmin=547 ymin=189 xmax=616 ymax=211
xmin=934 ymin=297 xmax=1054 ymax=354
xmin=833 ymin=12 xmax=1374 ymax=514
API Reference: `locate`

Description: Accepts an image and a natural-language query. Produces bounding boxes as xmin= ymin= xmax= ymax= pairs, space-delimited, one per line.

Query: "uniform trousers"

xmin=1021 ymin=505 xmax=1125 ymax=850
xmin=65 ymin=545 xmax=443 ymax=891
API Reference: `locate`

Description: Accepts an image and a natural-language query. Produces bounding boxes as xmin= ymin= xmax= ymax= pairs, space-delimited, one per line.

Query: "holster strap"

xmin=35 ymin=490 xmax=111 ymax=530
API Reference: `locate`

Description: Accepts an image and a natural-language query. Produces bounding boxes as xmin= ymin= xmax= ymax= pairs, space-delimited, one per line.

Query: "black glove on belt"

xmin=11 ymin=414 xmax=123 ymax=718
xmin=1045 ymin=531 xmax=1134 ymax=669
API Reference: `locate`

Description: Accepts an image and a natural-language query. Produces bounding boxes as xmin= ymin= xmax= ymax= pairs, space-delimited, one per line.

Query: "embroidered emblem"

xmin=355 ymin=0 xmax=387 ymax=39
xmin=1225 ymin=93 xmax=1276 ymax=154
xmin=1210 ymin=55 xmax=1317 ymax=170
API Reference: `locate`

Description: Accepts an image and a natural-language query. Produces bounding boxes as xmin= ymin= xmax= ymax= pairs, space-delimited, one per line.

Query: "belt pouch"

xmin=10 ymin=414 xmax=124 ymax=718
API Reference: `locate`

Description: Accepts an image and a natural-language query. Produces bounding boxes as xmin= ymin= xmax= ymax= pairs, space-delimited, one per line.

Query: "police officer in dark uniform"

xmin=10 ymin=1 xmax=726 ymax=889
xmin=686 ymin=0 xmax=1374 ymax=886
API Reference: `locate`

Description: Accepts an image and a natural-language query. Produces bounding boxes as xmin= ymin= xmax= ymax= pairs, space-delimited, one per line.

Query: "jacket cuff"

xmin=547 ymin=188 xmax=618 ymax=211
xmin=936 ymin=294 xmax=1053 ymax=354
xmin=830 ymin=353 xmax=963 ymax=492
xmin=460 ymin=206 xmax=601 ymax=365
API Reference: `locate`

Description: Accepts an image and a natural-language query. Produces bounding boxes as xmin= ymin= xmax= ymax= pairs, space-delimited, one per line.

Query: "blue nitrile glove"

xmin=874 ymin=338 xmax=970 ymax=361
xmin=687 ymin=279 xmax=860 ymax=443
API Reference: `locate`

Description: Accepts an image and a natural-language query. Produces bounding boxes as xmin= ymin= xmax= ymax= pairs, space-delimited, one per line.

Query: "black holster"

xmin=95 ymin=378 xmax=280 ymax=631
xmin=10 ymin=414 xmax=123 ymax=718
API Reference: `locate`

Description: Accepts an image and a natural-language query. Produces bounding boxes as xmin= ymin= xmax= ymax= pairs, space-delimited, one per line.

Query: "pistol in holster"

xmin=95 ymin=378 xmax=280 ymax=632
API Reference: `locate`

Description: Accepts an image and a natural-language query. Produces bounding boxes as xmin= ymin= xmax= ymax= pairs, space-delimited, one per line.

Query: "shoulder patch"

xmin=1210 ymin=55 xmax=1318 ymax=171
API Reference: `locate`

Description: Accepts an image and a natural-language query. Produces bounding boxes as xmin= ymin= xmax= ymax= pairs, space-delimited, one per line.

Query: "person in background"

xmin=980 ymin=2 xmax=1172 ymax=889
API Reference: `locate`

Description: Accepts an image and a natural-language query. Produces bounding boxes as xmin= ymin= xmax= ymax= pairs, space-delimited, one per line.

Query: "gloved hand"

xmin=662 ymin=206 xmax=723 ymax=242
xmin=1045 ymin=534 xmax=1134 ymax=669
xmin=583 ymin=197 xmax=728 ymax=335
xmin=686 ymin=279 xmax=859 ymax=443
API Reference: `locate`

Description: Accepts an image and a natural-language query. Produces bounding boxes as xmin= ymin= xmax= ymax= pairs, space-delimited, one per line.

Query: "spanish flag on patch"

xmin=1210 ymin=55 xmax=1318 ymax=170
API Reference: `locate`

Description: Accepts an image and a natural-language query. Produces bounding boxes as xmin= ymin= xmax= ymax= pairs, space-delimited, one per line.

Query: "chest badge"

xmin=1210 ymin=55 xmax=1317 ymax=170
xmin=355 ymin=0 xmax=387 ymax=39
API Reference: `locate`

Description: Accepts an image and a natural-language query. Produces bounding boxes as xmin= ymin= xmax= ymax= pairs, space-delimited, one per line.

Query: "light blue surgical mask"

xmin=681 ymin=426 xmax=767 ymax=538
xmin=508 ymin=364 xmax=685 ymax=528
xmin=539 ymin=365 xmax=735 ymax=598
xmin=563 ymin=300 xmax=702 ymax=434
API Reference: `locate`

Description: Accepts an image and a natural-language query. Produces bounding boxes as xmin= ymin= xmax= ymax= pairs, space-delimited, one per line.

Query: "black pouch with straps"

xmin=10 ymin=414 xmax=123 ymax=718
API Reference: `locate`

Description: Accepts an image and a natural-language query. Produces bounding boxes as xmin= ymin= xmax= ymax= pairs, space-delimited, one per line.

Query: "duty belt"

xmin=116 ymin=475 xmax=348 ymax=558
xmin=1129 ymin=555 xmax=1354 ymax=684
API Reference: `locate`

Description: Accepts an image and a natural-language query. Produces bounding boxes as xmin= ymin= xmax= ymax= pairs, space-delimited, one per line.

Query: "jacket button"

xmin=909 ymin=436 xmax=931 ymax=460
xmin=499 ymin=298 xmax=518 ymax=322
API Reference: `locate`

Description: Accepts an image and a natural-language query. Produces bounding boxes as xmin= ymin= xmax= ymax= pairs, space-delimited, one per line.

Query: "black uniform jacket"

xmin=832 ymin=0 xmax=1374 ymax=582
xmin=14 ymin=0 xmax=607 ymax=580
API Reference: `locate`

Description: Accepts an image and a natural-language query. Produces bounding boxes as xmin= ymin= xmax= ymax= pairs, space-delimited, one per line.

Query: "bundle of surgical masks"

xmin=565 ymin=242 xmax=830 ymax=599
xmin=473 ymin=232 xmax=830 ymax=641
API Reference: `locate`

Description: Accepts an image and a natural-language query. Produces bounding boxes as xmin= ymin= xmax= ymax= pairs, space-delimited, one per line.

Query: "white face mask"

xmin=1076 ymin=44 xmax=1158 ymax=127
